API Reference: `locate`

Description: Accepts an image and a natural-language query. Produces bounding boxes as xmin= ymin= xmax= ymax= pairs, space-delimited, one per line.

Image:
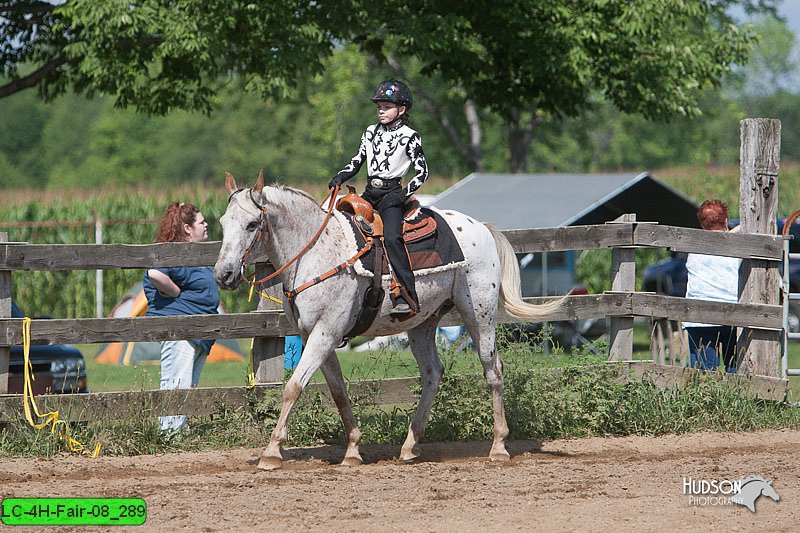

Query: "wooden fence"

xmin=0 ymin=118 xmax=789 ymax=420
xmin=0 ymin=219 xmax=789 ymax=420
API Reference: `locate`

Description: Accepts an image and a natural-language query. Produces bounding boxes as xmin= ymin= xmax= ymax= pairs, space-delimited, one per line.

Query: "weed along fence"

xmin=0 ymin=118 xmax=791 ymax=422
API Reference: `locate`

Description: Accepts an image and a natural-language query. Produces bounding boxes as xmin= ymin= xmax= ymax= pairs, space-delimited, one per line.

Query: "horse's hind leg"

xmin=456 ymin=295 xmax=510 ymax=461
xmin=401 ymin=316 xmax=443 ymax=462
xmin=319 ymin=353 xmax=363 ymax=466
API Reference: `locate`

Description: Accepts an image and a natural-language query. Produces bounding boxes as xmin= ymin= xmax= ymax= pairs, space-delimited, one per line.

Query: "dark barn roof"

xmin=431 ymin=172 xmax=699 ymax=230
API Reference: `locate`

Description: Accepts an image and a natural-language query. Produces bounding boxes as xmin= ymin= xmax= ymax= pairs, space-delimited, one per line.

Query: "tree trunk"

xmin=507 ymin=107 xmax=539 ymax=174
xmin=386 ymin=56 xmax=484 ymax=172
xmin=463 ymin=98 xmax=483 ymax=172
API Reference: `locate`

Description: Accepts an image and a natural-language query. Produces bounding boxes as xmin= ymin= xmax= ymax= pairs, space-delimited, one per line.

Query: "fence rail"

xmin=0 ymin=293 xmax=783 ymax=346
xmin=0 ymin=224 xmax=784 ymax=271
xmin=0 ymin=219 xmax=790 ymax=417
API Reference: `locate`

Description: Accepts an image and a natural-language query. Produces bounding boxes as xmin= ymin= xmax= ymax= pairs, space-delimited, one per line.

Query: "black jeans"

xmin=362 ymin=184 xmax=418 ymax=307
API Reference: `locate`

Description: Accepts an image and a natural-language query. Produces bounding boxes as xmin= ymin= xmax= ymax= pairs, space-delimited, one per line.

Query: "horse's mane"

xmin=262 ymin=182 xmax=321 ymax=213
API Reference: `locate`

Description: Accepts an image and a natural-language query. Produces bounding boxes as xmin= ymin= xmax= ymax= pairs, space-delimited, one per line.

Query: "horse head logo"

xmin=731 ymin=476 xmax=780 ymax=513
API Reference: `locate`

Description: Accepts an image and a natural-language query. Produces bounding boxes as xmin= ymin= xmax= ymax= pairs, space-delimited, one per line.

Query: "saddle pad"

xmin=343 ymin=207 xmax=465 ymax=277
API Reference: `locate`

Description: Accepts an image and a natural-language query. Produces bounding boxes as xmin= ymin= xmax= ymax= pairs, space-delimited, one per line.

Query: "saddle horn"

xmin=225 ymin=172 xmax=238 ymax=194
xmin=254 ymin=169 xmax=265 ymax=194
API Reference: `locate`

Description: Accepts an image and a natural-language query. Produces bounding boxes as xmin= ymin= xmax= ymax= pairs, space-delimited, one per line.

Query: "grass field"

xmin=76 ymin=321 xmax=800 ymax=401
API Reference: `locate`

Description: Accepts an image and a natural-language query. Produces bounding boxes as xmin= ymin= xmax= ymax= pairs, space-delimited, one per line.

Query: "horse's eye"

xmin=246 ymin=221 xmax=259 ymax=232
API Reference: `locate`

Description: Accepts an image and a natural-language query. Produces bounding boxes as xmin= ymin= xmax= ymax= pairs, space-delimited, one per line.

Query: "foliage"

xmin=1 ymin=1 xmax=782 ymax=175
xmin=4 ymin=10 xmax=800 ymax=186
xmin=369 ymin=1 xmax=760 ymax=121
xmin=2 ymin=1 xmax=768 ymax=116
xmin=3 ymin=339 xmax=799 ymax=458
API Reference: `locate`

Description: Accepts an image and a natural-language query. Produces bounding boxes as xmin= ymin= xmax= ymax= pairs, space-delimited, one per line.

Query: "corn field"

xmin=1 ymin=183 xmax=256 ymax=317
xmin=4 ymin=165 xmax=800 ymax=319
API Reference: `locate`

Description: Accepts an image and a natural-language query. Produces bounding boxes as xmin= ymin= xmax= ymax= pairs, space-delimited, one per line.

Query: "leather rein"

xmin=236 ymin=183 xmax=374 ymax=301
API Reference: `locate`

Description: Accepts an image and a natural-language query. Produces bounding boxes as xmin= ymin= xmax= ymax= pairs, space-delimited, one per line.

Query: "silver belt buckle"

xmin=370 ymin=178 xmax=384 ymax=188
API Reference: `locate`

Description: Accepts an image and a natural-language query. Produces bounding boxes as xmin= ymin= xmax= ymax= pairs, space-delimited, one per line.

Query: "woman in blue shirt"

xmin=143 ymin=202 xmax=219 ymax=433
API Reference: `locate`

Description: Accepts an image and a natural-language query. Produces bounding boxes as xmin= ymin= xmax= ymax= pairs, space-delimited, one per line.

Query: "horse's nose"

xmin=215 ymin=269 xmax=239 ymax=289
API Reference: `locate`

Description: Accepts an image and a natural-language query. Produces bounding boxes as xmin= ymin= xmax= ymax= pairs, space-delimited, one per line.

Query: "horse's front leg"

xmin=319 ymin=353 xmax=362 ymax=466
xmin=259 ymin=329 xmax=337 ymax=470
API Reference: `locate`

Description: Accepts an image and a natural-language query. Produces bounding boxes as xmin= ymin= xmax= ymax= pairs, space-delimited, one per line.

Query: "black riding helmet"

xmin=371 ymin=79 xmax=413 ymax=111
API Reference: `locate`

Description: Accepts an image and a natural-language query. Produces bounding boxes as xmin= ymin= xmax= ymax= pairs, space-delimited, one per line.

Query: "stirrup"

xmin=390 ymin=302 xmax=412 ymax=315
xmin=389 ymin=301 xmax=417 ymax=321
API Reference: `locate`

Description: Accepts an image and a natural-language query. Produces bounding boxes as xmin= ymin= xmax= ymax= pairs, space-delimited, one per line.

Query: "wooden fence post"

xmin=252 ymin=262 xmax=285 ymax=383
xmin=0 ymin=232 xmax=10 ymax=394
xmin=737 ymin=118 xmax=781 ymax=377
xmin=608 ymin=214 xmax=636 ymax=361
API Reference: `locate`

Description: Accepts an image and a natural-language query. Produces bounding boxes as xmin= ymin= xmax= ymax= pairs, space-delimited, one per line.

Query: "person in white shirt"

xmin=329 ymin=79 xmax=429 ymax=319
xmin=683 ymin=199 xmax=740 ymax=371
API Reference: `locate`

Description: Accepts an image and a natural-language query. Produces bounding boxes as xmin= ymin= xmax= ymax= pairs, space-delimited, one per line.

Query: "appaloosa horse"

xmin=214 ymin=171 xmax=564 ymax=470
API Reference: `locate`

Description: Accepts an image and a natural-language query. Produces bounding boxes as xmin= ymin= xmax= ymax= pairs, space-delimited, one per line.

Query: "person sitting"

xmin=329 ymin=79 xmax=429 ymax=319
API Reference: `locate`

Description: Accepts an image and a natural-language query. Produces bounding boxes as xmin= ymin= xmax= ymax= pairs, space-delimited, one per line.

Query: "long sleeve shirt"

xmin=334 ymin=121 xmax=429 ymax=197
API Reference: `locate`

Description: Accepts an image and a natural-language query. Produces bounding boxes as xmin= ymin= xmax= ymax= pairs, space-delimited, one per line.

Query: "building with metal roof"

xmin=430 ymin=171 xmax=700 ymax=311
xmin=431 ymin=171 xmax=699 ymax=230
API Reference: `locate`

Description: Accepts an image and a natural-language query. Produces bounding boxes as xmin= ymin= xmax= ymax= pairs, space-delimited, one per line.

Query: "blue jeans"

xmin=686 ymin=326 xmax=737 ymax=372
xmin=159 ymin=340 xmax=208 ymax=432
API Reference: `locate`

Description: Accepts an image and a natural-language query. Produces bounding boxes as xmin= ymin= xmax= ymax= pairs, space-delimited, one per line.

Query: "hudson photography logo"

xmin=682 ymin=476 xmax=781 ymax=512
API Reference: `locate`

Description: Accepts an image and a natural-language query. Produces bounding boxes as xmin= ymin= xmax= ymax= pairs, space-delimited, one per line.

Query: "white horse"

xmin=214 ymin=171 xmax=564 ymax=470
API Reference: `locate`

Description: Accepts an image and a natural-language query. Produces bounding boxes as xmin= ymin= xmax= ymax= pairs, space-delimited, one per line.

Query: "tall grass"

xmin=2 ymin=337 xmax=798 ymax=459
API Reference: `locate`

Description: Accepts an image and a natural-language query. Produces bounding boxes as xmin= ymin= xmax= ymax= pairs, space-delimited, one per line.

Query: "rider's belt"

xmin=368 ymin=177 xmax=400 ymax=189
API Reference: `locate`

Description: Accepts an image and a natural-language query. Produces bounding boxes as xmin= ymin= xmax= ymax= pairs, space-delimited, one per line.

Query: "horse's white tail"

xmin=488 ymin=224 xmax=566 ymax=321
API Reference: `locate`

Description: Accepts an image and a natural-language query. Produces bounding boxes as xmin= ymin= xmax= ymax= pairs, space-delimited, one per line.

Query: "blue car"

xmin=642 ymin=218 xmax=800 ymax=333
xmin=7 ymin=301 xmax=89 ymax=395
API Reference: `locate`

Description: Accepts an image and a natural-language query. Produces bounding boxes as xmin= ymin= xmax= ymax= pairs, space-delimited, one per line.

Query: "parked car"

xmin=6 ymin=301 xmax=89 ymax=395
xmin=642 ymin=218 xmax=800 ymax=334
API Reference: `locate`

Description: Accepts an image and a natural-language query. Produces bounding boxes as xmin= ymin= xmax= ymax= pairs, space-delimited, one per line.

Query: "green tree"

xmin=729 ymin=15 xmax=799 ymax=98
xmin=0 ymin=0 xmax=779 ymax=175
xmin=365 ymin=1 xmax=770 ymax=171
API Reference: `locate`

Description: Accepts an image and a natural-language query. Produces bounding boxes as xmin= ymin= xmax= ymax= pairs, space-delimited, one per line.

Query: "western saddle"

xmin=335 ymin=186 xmax=436 ymax=242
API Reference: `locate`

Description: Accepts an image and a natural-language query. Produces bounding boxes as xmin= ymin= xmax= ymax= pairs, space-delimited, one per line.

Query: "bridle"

xmin=233 ymin=183 xmax=347 ymax=294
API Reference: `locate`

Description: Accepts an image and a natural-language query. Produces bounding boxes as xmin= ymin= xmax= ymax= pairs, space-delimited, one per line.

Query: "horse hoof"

xmin=489 ymin=451 xmax=511 ymax=462
xmin=257 ymin=456 xmax=283 ymax=471
xmin=341 ymin=456 xmax=363 ymax=467
xmin=400 ymin=447 xmax=420 ymax=462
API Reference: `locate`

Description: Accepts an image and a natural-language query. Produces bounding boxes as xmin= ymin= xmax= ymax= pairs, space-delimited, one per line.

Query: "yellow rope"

xmin=245 ymin=337 xmax=256 ymax=388
xmin=247 ymin=282 xmax=282 ymax=305
xmin=21 ymin=317 xmax=101 ymax=458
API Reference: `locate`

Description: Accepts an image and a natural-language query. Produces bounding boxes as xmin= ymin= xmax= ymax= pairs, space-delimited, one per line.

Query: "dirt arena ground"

xmin=2 ymin=428 xmax=799 ymax=532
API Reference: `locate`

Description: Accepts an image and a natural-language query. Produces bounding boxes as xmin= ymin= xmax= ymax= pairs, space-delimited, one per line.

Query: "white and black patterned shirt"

xmin=334 ymin=121 xmax=429 ymax=197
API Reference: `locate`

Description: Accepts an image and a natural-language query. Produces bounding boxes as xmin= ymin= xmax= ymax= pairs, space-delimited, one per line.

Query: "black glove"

xmin=328 ymin=176 xmax=343 ymax=189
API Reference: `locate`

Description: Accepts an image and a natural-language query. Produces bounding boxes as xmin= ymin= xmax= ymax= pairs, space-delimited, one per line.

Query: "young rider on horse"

xmin=329 ymin=79 xmax=429 ymax=319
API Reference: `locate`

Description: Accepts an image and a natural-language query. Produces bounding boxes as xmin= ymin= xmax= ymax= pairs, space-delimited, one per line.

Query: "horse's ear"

xmin=225 ymin=172 xmax=237 ymax=193
xmin=254 ymin=169 xmax=265 ymax=194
